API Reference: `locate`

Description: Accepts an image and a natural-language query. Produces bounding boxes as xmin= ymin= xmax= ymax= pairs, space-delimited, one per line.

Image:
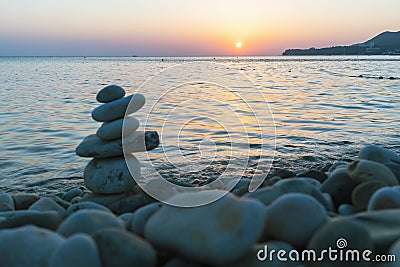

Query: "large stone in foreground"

xmin=264 ymin=193 xmax=327 ymax=248
xmin=76 ymin=131 xmax=159 ymax=158
xmin=92 ymin=94 xmax=145 ymax=122
xmin=0 ymin=225 xmax=65 ymax=267
xmin=144 ymin=191 xmax=265 ymax=266
xmin=84 ymin=155 xmax=140 ymax=194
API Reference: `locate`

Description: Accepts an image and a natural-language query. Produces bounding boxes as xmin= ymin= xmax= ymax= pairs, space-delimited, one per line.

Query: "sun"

xmin=236 ymin=41 xmax=242 ymax=48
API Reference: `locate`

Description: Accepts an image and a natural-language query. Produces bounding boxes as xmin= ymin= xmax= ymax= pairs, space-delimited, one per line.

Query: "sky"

xmin=0 ymin=0 xmax=399 ymax=56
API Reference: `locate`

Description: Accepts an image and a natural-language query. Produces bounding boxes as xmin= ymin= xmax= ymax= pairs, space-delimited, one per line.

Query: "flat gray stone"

xmin=84 ymin=155 xmax=139 ymax=194
xmin=0 ymin=210 xmax=63 ymax=230
xmin=76 ymin=131 xmax=159 ymax=158
xmin=92 ymin=94 xmax=145 ymax=122
xmin=97 ymin=116 xmax=139 ymax=141
xmin=96 ymin=85 xmax=126 ymax=103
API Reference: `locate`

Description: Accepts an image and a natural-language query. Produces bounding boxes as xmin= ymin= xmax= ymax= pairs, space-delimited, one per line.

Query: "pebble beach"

xmin=1 ymin=83 xmax=400 ymax=267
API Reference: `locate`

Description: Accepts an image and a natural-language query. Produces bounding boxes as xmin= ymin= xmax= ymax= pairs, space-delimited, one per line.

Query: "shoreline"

xmin=1 ymin=144 xmax=400 ymax=265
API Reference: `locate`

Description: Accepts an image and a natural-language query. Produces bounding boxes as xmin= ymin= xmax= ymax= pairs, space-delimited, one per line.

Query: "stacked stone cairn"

xmin=75 ymin=85 xmax=159 ymax=196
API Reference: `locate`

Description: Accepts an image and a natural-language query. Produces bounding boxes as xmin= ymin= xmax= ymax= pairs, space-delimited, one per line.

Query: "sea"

xmin=0 ymin=56 xmax=399 ymax=194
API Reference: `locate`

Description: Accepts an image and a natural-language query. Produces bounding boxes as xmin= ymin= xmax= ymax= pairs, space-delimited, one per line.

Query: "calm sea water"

xmin=0 ymin=56 xmax=399 ymax=194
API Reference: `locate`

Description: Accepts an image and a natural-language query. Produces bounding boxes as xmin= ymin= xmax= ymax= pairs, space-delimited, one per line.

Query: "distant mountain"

xmin=283 ymin=31 xmax=400 ymax=55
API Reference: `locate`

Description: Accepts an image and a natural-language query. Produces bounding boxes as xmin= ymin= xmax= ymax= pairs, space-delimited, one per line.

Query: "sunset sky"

xmin=0 ymin=0 xmax=399 ymax=56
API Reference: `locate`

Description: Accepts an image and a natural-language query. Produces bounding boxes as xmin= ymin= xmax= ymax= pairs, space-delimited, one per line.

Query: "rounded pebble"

xmin=57 ymin=209 xmax=124 ymax=237
xmin=367 ymin=186 xmax=400 ymax=211
xmin=92 ymin=94 xmax=145 ymax=122
xmin=347 ymin=160 xmax=398 ymax=185
xmin=84 ymin=155 xmax=139 ymax=194
xmin=94 ymin=228 xmax=157 ymax=267
xmin=352 ymin=180 xmax=387 ymax=211
xmin=145 ymin=191 xmax=266 ymax=266
xmin=359 ymin=144 xmax=400 ymax=164
xmin=0 ymin=225 xmax=65 ymax=267
xmin=96 ymin=116 xmax=139 ymax=141
xmin=49 ymin=233 xmax=101 ymax=267
xmin=264 ymin=193 xmax=327 ymax=248
xmin=306 ymin=219 xmax=374 ymax=267
xmin=96 ymin=85 xmax=126 ymax=103
xmin=63 ymin=188 xmax=84 ymax=202
xmin=320 ymin=168 xmax=357 ymax=208
xmin=126 ymin=202 xmax=162 ymax=236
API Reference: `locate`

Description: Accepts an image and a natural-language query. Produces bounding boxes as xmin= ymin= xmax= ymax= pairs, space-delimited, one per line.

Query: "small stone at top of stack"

xmin=75 ymin=85 xmax=160 ymax=195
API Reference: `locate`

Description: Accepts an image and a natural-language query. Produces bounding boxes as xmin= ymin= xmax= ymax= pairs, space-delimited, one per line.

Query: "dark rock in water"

xmin=298 ymin=169 xmax=328 ymax=183
xmin=306 ymin=219 xmax=374 ymax=267
xmin=96 ymin=85 xmax=126 ymax=103
xmin=352 ymin=180 xmax=387 ymax=211
xmin=320 ymin=168 xmax=358 ymax=208
xmin=144 ymin=131 xmax=160 ymax=151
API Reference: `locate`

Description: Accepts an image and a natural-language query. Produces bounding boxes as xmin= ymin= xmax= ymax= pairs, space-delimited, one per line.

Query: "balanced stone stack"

xmin=75 ymin=85 xmax=159 ymax=195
